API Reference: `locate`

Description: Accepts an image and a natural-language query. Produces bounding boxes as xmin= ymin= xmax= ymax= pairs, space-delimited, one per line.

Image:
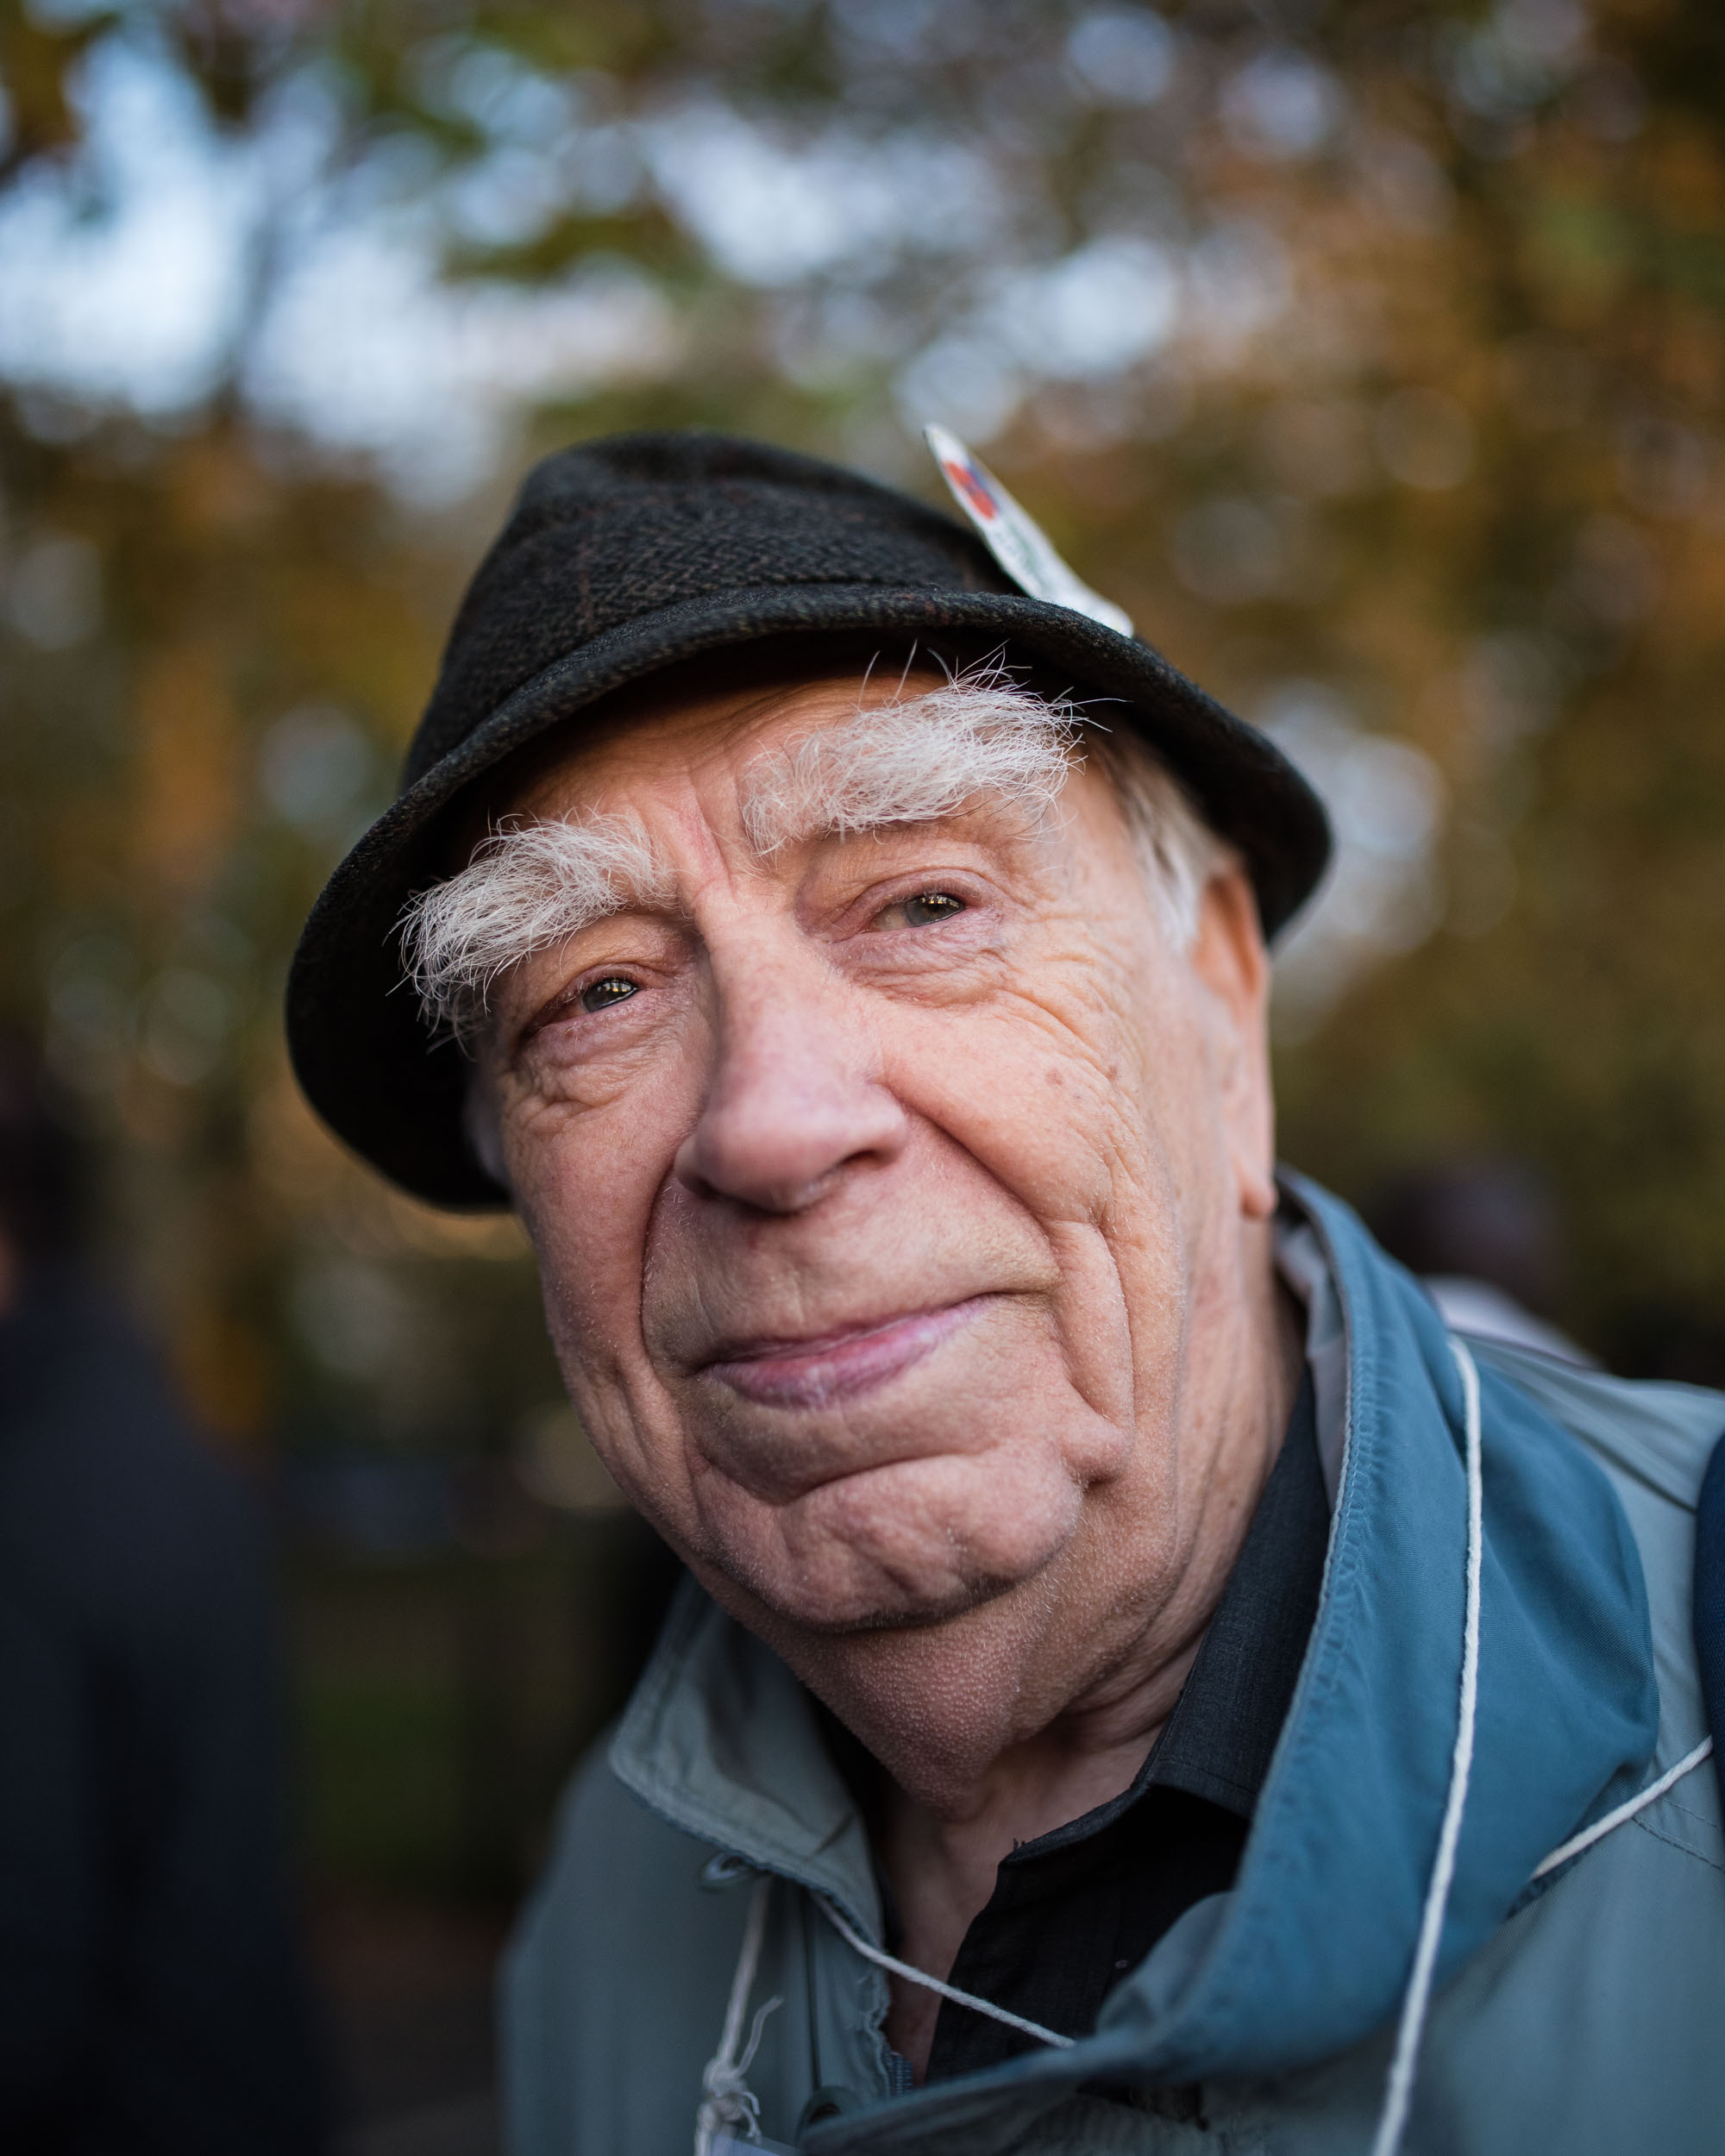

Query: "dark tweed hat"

xmin=286 ymin=429 xmax=1330 ymax=1208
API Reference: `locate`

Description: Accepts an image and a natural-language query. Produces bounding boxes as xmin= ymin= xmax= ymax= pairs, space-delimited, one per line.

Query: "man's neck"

xmin=865 ymin=1593 xmax=1208 ymax=2065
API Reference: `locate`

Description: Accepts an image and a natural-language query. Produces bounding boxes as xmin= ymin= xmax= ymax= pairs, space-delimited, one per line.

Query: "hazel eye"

xmin=888 ymin=891 xmax=967 ymax=928
xmin=580 ymin=975 xmax=638 ymax=1012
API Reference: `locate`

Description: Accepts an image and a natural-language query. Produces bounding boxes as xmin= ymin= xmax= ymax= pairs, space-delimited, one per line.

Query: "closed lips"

xmin=702 ymin=1298 xmax=989 ymax=1410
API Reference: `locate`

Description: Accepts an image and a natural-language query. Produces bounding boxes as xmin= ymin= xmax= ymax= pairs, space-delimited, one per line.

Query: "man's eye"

xmin=886 ymin=892 xmax=967 ymax=928
xmin=579 ymin=976 xmax=637 ymax=1012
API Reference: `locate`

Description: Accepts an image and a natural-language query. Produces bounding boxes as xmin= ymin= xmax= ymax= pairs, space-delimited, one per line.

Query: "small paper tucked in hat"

xmin=925 ymin=423 xmax=1134 ymax=638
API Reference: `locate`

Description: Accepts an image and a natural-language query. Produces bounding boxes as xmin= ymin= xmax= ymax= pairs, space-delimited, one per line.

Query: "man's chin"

xmin=677 ymin=1437 xmax=1087 ymax=1637
xmin=701 ymin=1550 xmax=1015 ymax=1637
xmin=692 ymin=1485 xmax=1077 ymax=1637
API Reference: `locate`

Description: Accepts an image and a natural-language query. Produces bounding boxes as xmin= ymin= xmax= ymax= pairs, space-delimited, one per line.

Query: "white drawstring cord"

xmin=1370 ymin=1339 xmax=1716 ymax=2153
xmin=693 ymin=1874 xmax=782 ymax=2156
xmin=812 ymin=1894 xmax=1076 ymax=2050
xmin=1370 ymin=1338 xmax=1486 ymax=2156
xmin=1532 ymin=1736 xmax=1714 ymax=1878
xmin=693 ymin=1867 xmax=1070 ymax=2156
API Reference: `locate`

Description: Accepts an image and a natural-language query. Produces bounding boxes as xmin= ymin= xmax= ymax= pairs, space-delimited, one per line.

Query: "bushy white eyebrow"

xmin=737 ymin=673 xmax=1079 ymax=855
xmin=402 ymin=812 xmax=668 ymax=1043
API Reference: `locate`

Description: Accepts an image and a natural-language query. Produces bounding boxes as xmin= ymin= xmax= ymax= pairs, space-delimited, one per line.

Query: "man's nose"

xmin=673 ymin=965 xmax=909 ymax=1214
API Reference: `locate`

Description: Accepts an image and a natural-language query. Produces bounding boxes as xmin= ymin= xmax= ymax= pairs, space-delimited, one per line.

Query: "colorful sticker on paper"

xmin=924 ymin=423 xmax=1134 ymax=638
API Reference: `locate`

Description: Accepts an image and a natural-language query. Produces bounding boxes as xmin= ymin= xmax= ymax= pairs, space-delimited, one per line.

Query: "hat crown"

xmin=408 ymin=431 xmax=1007 ymax=785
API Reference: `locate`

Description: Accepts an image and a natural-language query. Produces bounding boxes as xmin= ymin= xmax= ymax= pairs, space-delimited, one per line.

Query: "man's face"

xmin=480 ymin=669 xmax=1278 ymax=1669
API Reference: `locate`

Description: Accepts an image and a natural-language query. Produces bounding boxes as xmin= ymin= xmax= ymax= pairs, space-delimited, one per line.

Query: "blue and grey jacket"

xmin=503 ymin=1182 xmax=1725 ymax=2154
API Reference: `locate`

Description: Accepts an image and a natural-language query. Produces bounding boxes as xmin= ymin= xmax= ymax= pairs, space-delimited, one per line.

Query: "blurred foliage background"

xmin=3 ymin=0 xmax=1724 ymax=2053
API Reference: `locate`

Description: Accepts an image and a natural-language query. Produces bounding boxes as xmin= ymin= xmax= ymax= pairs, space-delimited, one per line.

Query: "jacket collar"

xmin=611 ymin=1558 xmax=881 ymax=1930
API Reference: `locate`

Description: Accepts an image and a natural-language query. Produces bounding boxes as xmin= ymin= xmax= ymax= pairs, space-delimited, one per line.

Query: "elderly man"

xmin=288 ymin=434 xmax=1723 ymax=2156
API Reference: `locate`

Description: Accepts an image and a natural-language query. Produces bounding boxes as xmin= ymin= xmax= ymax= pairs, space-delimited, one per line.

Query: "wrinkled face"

xmin=478 ymin=671 xmax=1278 ymax=1651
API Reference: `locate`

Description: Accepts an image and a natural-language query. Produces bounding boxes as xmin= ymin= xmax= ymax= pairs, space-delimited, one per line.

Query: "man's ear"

xmin=1188 ymin=862 xmax=1277 ymax=1222
xmin=463 ymin=1056 xmax=511 ymax=1194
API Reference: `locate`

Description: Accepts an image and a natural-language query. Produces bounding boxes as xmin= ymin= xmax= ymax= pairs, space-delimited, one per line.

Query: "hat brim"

xmin=286 ymin=582 xmax=1331 ymax=1207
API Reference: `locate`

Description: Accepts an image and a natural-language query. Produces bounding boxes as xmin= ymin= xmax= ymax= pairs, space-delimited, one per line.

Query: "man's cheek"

xmin=524 ymin=1201 xmax=693 ymax=1453
xmin=511 ymin=1107 xmax=666 ymax=1304
xmin=535 ymin=1226 xmax=655 ymax=1404
xmin=550 ymin=1338 xmax=707 ymax=1550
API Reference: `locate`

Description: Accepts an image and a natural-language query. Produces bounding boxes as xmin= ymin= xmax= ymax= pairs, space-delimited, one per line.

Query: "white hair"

xmin=400 ymin=667 xmax=1232 ymax=1044
xmin=1090 ymin=726 xmax=1233 ymax=952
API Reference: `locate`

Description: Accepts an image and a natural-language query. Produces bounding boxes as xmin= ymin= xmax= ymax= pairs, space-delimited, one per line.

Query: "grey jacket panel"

xmin=501 ymin=1740 xmax=893 ymax=2154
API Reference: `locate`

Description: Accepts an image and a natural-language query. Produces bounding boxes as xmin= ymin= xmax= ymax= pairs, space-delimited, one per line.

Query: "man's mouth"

xmin=702 ymin=1297 xmax=989 ymax=1410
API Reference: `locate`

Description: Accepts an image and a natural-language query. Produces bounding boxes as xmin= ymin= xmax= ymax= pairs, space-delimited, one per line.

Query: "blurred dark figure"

xmin=1367 ymin=1156 xmax=1590 ymax=1365
xmin=0 ymin=1037 xmax=329 ymax=2154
